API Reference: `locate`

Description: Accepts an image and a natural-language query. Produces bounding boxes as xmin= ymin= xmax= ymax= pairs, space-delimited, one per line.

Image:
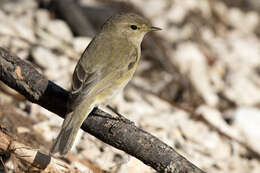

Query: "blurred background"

xmin=1 ymin=0 xmax=260 ymax=172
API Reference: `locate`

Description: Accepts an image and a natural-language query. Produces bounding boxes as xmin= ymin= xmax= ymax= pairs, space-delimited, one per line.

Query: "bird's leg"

xmin=106 ymin=105 xmax=134 ymax=124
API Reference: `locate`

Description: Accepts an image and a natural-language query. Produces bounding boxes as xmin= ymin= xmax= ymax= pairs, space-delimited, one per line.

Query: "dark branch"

xmin=0 ymin=47 xmax=206 ymax=173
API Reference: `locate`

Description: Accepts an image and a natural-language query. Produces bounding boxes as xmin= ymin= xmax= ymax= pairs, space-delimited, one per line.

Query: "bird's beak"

xmin=148 ymin=26 xmax=162 ymax=31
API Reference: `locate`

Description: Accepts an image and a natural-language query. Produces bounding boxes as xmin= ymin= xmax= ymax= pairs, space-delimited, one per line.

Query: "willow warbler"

xmin=50 ymin=13 xmax=161 ymax=156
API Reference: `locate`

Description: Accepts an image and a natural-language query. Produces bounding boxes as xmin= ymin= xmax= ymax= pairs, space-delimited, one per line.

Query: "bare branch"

xmin=0 ymin=47 xmax=206 ymax=173
xmin=0 ymin=124 xmax=72 ymax=172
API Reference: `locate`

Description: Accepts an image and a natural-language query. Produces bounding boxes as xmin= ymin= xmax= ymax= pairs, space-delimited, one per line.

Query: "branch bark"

xmin=0 ymin=123 xmax=72 ymax=172
xmin=0 ymin=47 xmax=206 ymax=173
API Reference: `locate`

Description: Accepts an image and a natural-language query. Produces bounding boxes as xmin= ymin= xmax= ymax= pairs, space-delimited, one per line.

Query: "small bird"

xmin=50 ymin=13 xmax=161 ymax=156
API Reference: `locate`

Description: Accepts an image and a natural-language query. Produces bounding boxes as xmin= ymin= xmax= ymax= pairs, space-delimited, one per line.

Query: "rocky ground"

xmin=1 ymin=0 xmax=260 ymax=172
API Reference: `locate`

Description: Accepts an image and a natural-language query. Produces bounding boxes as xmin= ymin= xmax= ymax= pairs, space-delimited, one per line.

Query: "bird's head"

xmin=101 ymin=13 xmax=161 ymax=46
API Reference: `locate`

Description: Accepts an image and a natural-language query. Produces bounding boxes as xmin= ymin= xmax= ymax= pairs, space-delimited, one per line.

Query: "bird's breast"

xmin=92 ymin=37 xmax=140 ymax=103
xmin=95 ymin=59 xmax=139 ymax=103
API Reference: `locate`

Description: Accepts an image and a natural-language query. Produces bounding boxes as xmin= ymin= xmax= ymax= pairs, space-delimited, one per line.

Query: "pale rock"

xmin=79 ymin=0 xmax=102 ymax=7
xmin=17 ymin=126 xmax=30 ymax=134
xmin=198 ymin=0 xmax=211 ymax=18
xmin=251 ymin=72 xmax=260 ymax=87
xmin=205 ymin=33 xmax=260 ymax=106
xmin=233 ymin=107 xmax=260 ymax=154
xmin=201 ymin=27 xmax=215 ymax=43
xmin=168 ymin=4 xmax=187 ymax=24
xmin=175 ymin=0 xmax=197 ymax=11
xmin=10 ymin=38 xmax=30 ymax=59
xmin=203 ymin=132 xmax=229 ymax=159
xmin=173 ymin=42 xmax=219 ymax=106
xmin=80 ymin=134 xmax=128 ymax=171
xmin=73 ymin=37 xmax=91 ymax=53
xmin=227 ymin=34 xmax=260 ymax=68
xmin=112 ymin=87 xmax=159 ymax=124
xmin=224 ymin=76 xmax=260 ymax=106
xmin=131 ymin=0 xmax=166 ymax=17
xmin=0 ymin=20 xmax=15 ymax=36
xmin=44 ymin=56 xmax=74 ymax=89
xmin=0 ymin=91 xmax=13 ymax=104
xmin=228 ymin=8 xmax=245 ymax=29
xmin=80 ymin=136 xmax=102 ymax=160
xmin=219 ymin=154 xmax=258 ymax=173
xmin=71 ymin=161 xmax=93 ymax=173
xmin=131 ymin=71 xmax=172 ymax=96
xmin=45 ymin=68 xmax=61 ymax=81
xmin=54 ymin=57 xmax=74 ymax=89
xmin=228 ymin=8 xmax=259 ymax=33
xmin=46 ymin=20 xmax=74 ymax=42
xmin=150 ymin=72 xmax=173 ymax=93
xmin=15 ymin=49 xmax=29 ymax=60
xmin=136 ymin=59 xmax=152 ymax=73
xmin=33 ymin=121 xmax=56 ymax=141
xmin=182 ymin=143 xmax=214 ymax=169
xmin=45 ymin=66 xmax=71 ymax=89
xmin=38 ymin=107 xmax=63 ymax=127
xmin=125 ymin=101 xmax=154 ymax=123
xmin=58 ymin=55 xmax=71 ymax=68
xmin=179 ymin=115 xmax=209 ymax=144
xmin=5 ymin=159 xmax=14 ymax=171
xmin=141 ymin=108 xmax=189 ymax=147
xmin=37 ymin=28 xmax=65 ymax=49
xmin=118 ymin=157 xmax=152 ymax=173
xmin=209 ymin=61 xmax=226 ymax=91
xmin=172 ymin=24 xmax=195 ymax=41
xmin=197 ymin=106 xmax=241 ymax=139
xmin=207 ymin=37 xmax=229 ymax=60
xmin=2 ymin=0 xmax=37 ymax=15
xmin=250 ymin=159 xmax=260 ymax=173
xmin=59 ymin=78 xmax=72 ymax=90
xmin=244 ymin=12 xmax=259 ymax=32
xmin=214 ymin=1 xmax=228 ymax=21
xmin=0 ymin=9 xmax=6 ymax=19
xmin=152 ymin=13 xmax=168 ymax=31
xmin=32 ymin=47 xmax=59 ymax=70
xmin=35 ymin=9 xmax=50 ymax=28
xmin=9 ymin=20 xmax=36 ymax=42
xmin=71 ymin=162 xmax=93 ymax=173
xmin=67 ymin=60 xmax=77 ymax=74
xmin=142 ymin=92 xmax=173 ymax=111
xmin=164 ymin=27 xmax=183 ymax=42
xmin=0 ymin=35 xmax=11 ymax=49
xmin=95 ymin=150 xmax=120 ymax=171
xmin=140 ymin=114 xmax=174 ymax=146
xmin=16 ymin=9 xmax=35 ymax=27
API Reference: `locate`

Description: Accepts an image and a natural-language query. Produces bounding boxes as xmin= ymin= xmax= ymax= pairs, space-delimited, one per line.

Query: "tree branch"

xmin=0 ymin=47 xmax=205 ymax=173
xmin=0 ymin=123 xmax=72 ymax=172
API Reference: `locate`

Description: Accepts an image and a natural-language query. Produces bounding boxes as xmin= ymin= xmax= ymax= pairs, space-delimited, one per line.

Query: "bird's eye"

xmin=130 ymin=25 xmax=138 ymax=30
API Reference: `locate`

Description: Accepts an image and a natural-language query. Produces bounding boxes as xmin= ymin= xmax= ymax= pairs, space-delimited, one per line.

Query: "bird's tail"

xmin=50 ymin=99 xmax=95 ymax=156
